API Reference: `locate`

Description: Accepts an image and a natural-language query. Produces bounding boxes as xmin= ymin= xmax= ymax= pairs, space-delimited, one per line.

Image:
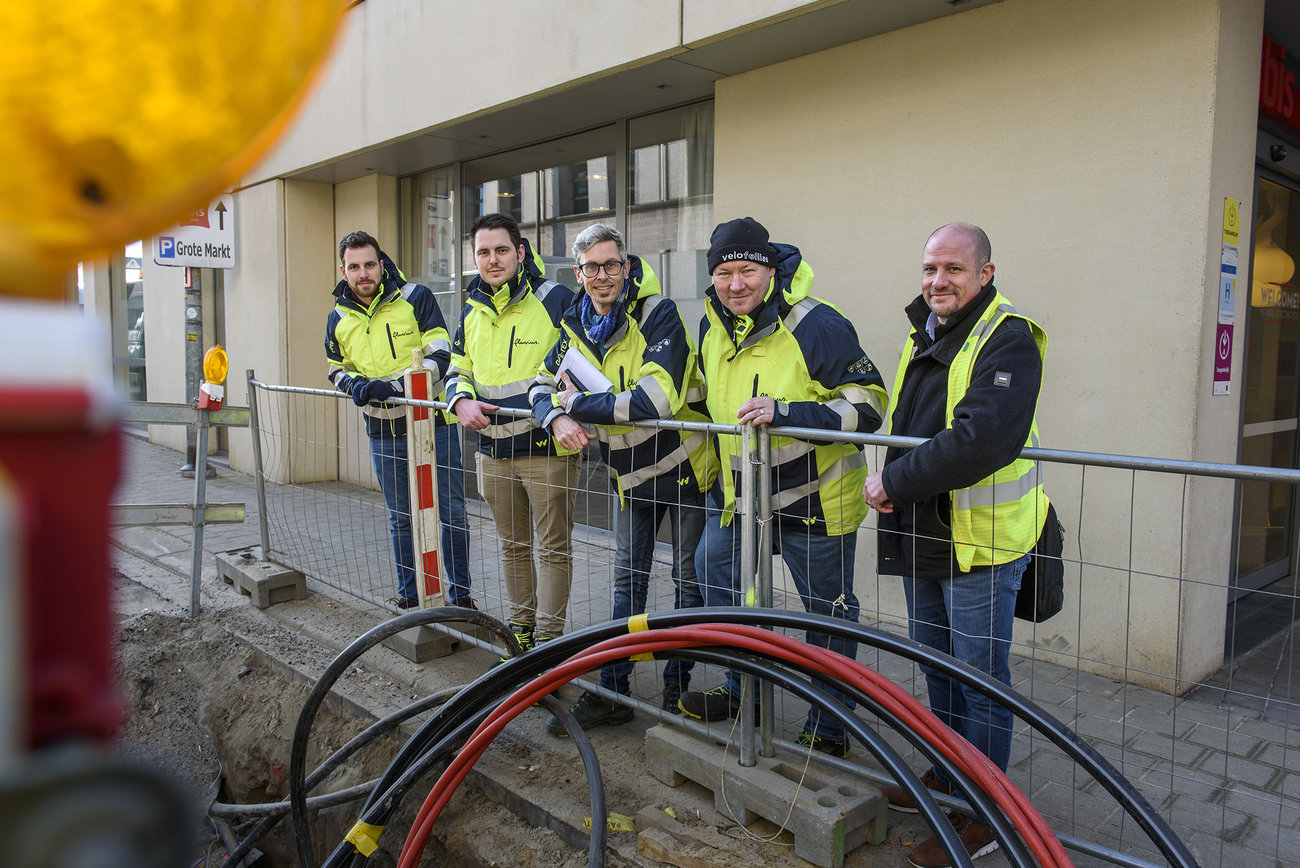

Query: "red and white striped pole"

xmin=405 ymin=351 xmax=444 ymax=608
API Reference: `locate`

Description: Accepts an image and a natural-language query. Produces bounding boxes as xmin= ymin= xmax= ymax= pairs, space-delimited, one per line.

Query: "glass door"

xmin=1237 ymin=175 xmax=1300 ymax=595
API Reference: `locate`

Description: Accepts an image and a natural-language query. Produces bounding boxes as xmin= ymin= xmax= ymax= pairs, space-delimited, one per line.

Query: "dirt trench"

xmin=114 ymin=609 xmax=602 ymax=867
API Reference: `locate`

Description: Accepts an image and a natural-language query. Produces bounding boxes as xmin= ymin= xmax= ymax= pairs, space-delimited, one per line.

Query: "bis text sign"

xmin=153 ymin=194 xmax=235 ymax=268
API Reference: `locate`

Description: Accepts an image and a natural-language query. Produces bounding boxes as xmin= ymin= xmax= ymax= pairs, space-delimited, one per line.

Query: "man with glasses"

xmin=325 ymin=230 xmax=474 ymax=610
xmin=678 ymin=217 xmax=887 ymax=759
xmin=446 ymin=214 xmax=578 ymax=654
xmin=531 ymin=223 xmax=716 ymax=734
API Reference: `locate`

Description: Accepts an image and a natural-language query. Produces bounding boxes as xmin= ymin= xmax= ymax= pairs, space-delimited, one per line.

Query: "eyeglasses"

xmin=578 ymin=259 xmax=625 ymax=278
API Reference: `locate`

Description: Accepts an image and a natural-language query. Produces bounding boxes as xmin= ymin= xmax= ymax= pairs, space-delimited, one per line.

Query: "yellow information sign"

xmin=1223 ymin=197 xmax=1240 ymax=245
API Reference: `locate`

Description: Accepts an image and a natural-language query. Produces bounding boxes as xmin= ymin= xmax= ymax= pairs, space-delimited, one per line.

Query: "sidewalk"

xmin=112 ymin=434 xmax=1299 ymax=867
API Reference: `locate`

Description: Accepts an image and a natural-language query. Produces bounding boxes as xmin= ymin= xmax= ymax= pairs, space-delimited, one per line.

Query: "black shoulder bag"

xmin=1016 ymin=501 xmax=1065 ymax=622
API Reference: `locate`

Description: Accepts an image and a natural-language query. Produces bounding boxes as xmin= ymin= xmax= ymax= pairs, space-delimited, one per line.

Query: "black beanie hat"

xmin=707 ymin=217 xmax=777 ymax=274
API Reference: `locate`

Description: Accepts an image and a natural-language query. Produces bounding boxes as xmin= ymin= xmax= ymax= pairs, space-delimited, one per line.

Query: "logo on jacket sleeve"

xmin=847 ymin=356 xmax=875 ymax=375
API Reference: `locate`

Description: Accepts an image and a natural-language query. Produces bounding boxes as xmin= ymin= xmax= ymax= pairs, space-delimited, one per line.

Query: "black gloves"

xmin=351 ymin=378 xmax=403 ymax=406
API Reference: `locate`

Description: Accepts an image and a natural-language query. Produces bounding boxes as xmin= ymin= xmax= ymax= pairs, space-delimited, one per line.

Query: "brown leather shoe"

xmin=907 ymin=811 xmax=999 ymax=868
xmin=879 ymin=767 xmax=950 ymax=813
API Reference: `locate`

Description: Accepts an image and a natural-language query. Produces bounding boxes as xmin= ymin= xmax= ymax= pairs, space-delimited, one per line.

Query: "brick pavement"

xmin=113 ymin=434 xmax=1300 ymax=867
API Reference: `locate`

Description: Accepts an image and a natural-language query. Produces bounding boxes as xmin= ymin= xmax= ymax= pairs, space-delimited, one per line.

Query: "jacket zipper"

xmin=386 ymin=323 xmax=397 ymax=358
xmin=619 ymin=366 xmax=626 ymax=392
xmin=507 ymin=326 xmax=516 ymax=367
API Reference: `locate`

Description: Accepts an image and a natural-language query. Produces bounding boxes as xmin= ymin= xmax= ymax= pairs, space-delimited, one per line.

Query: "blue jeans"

xmin=599 ymin=490 xmax=706 ymax=695
xmin=695 ymin=505 xmax=861 ymax=741
xmin=901 ymin=554 xmax=1027 ymax=777
xmin=369 ymin=423 xmax=472 ymax=604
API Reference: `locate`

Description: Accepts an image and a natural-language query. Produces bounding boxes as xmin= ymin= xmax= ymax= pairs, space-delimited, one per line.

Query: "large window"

xmin=1238 ymin=176 xmax=1300 ymax=591
xmin=403 ymin=102 xmax=714 ymax=529
xmin=627 ymin=102 xmax=715 ymax=327
xmin=111 ymin=242 xmax=147 ymax=402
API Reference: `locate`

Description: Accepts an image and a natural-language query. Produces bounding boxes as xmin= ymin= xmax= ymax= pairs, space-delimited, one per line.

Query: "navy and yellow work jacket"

xmin=446 ymin=238 xmax=576 ymax=458
xmin=698 ymin=243 xmax=887 ymax=536
xmin=531 ymin=255 xmax=717 ymax=506
xmin=325 ymin=252 xmax=451 ymax=438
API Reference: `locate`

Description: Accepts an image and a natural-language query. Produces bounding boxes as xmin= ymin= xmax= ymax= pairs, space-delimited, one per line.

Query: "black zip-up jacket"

xmin=877 ymin=282 xmax=1042 ymax=578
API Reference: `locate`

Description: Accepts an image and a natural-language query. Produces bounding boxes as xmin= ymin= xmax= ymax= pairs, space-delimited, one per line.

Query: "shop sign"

xmin=1261 ymin=35 xmax=1300 ymax=137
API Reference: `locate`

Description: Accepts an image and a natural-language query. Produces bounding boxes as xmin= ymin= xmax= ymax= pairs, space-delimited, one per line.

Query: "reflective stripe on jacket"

xmin=886 ymin=290 xmax=1049 ymax=569
xmin=325 ymin=253 xmax=450 ymax=438
xmin=698 ymin=244 xmax=887 ymax=536
xmin=446 ymin=238 xmax=577 ymax=458
xmin=532 ymin=255 xmax=717 ymax=505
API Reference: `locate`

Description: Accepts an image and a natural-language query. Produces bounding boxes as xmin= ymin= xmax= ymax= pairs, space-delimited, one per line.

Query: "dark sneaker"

xmin=907 ymin=811 xmax=998 ymax=868
xmin=678 ymin=685 xmax=742 ymax=722
xmin=450 ymin=597 xmax=477 ymax=610
xmin=545 ymin=691 xmax=635 ymax=736
xmin=796 ymin=728 xmax=849 ymax=759
xmin=880 ymin=767 xmax=951 ymax=814
xmin=387 ymin=595 xmax=419 ymax=610
xmin=494 ymin=621 xmax=535 ymax=666
xmin=661 ymin=682 xmax=684 ymax=715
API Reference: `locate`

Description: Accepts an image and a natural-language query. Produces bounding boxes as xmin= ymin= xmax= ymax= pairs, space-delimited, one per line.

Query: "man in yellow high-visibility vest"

xmin=864 ymin=222 xmax=1048 ymax=868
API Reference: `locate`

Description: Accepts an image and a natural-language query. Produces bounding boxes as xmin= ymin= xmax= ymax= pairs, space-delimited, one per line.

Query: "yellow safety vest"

xmin=887 ymin=291 xmax=1049 ymax=570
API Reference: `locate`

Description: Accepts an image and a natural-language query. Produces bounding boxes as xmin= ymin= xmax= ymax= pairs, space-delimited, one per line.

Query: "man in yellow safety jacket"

xmin=530 ymin=222 xmax=717 ymax=734
xmin=678 ymin=217 xmax=887 ymax=760
xmin=864 ymin=222 xmax=1048 ymax=868
xmin=446 ymin=213 xmax=578 ymax=651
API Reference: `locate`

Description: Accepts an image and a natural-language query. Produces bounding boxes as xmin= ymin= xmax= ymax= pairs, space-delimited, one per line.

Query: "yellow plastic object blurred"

xmin=2 ymin=0 xmax=347 ymax=295
xmin=202 ymin=345 xmax=229 ymax=386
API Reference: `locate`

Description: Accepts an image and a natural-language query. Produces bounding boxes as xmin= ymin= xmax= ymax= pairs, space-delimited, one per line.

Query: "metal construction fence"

xmin=246 ymin=374 xmax=1299 ymax=867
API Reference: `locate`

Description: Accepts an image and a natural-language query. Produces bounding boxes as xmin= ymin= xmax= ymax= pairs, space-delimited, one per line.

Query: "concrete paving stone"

xmin=1125 ymin=730 xmax=1210 ymax=767
xmin=1025 ymin=780 xmax=1119 ymax=834
xmin=1054 ymin=688 xmax=1124 ymax=723
xmin=1253 ymin=741 xmax=1300 ymax=778
xmin=1013 ymin=750 xmax=1083 ymax=787
xmin=1171 ymin=692 xmax=1239 ymax=724
xmin=1184 ymin=721 xmax=1263 ymax=756
xmin=1206 ymin=753 xmax=1286 ymax=791
xmin=1070 ymin=711 xmax=1129 ymax=746
xmin=1179 ymin=835 xmax=1272 ymax=868
xmin=1231 ymin=713 xmax=1292 ymax=745
xmin=1166 ymin=796 xmax=1257 ymax=845
xmin=1008 ymin=677 xmax=1085 ymax=710
xmin=1121 ymin=704 xmax=1195 ymax=739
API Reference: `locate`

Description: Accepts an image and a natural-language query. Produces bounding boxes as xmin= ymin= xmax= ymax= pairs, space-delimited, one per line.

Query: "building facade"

xmin=85 ymin=0 xmax=1300 ymax=690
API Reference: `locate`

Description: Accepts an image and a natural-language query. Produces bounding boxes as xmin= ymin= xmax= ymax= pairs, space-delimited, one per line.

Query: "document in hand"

xmin=557 ymin=347 xmax=614 ymax=394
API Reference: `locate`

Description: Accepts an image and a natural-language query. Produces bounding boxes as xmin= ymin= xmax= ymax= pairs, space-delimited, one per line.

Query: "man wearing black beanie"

xmin=680 ymin=217 xmax=887 ymax=759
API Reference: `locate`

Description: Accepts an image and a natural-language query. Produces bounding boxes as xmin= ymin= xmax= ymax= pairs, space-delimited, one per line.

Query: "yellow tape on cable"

xmin=628 ymin=613 xmax=654 ymax=661
xmin=344 ymin=821 xmax=384 ymax=856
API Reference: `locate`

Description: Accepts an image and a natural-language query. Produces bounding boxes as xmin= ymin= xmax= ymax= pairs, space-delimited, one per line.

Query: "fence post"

xmin=756 ymin=427 xmax=775 ymax=758
xmin=738 ymin=424 xmax=757 ymax=768
xmin=406 ymin=349 xmax=445 ymax=607
xmin=189 ymin=407 xmax=210 ymax=618
xmin=246 ymin=369 xmax=271 ymax=557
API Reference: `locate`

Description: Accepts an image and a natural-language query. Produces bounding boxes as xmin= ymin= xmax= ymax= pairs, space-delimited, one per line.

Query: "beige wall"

xmin=714 ymin=0 xmax=1264 ymax=687
xmin=248 ymin=0 xmax=687 ymax=182
xmin=225 ymin=178 xmax=340 ymax=485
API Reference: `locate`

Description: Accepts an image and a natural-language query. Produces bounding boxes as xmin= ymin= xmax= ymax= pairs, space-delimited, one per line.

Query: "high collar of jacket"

xmin=332 ymin=250 xmax=406 ymax=312
xmin=466 ymin=237 xmax=547 ymax=311
xmin=706 ymin=242 xmax=813 ymax=349
xmin=904 ymin=280 xmax=998 ymax=364
xmin=567 ymin=254 xmax=661 ymax=347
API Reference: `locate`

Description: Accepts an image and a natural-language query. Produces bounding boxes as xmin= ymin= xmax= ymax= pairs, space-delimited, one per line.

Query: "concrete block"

xmin=382 ymin=625 xmax=458 ymax=663
xmin=215 ymin=546 xmax=306 ymax=609
xmin=644 ymin=725 xmax=886 ymax=868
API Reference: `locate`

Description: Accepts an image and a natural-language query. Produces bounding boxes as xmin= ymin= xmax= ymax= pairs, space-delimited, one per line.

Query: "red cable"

xmin=396 ymin=625 xmax=1071 ymax=868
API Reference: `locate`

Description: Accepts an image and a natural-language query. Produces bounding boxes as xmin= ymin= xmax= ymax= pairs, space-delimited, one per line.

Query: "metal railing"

xmin=243 ymin=373 xmax=1300 ymax=867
